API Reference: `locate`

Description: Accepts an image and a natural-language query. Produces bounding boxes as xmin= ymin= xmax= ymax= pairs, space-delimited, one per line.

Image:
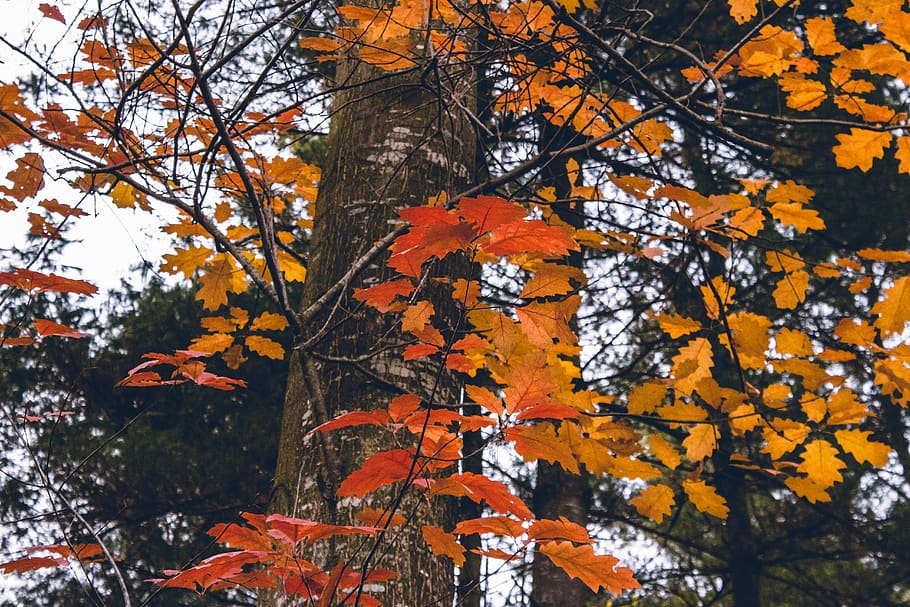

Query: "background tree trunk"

xmin=266 ymin=48 xmax=476 ymax=606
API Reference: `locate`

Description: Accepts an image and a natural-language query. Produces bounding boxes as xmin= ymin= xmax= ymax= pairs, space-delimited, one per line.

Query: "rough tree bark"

xmin=265 ymin=40 xmax=476 ymax=607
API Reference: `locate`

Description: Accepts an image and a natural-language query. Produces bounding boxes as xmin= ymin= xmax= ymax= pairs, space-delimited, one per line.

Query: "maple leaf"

xmin=538 ymin=542 xmax=639 ymax=594
xmin=197 ymin=254 xmax=248 ymax=310
xmin=871 ymin=276 xmax=910 ymax=335
xmin=519 ymin=263 xmax=584 ymax=299
xmin=421 ymin=526 xmax=465 ymax=566
xmin=683 ymin=480 xmax=729 ymax=519
xmin=631 ymin=484 xmax=675 ymax=523
xmin=727 ymin=0 xmax=757 ymax=24
xmin=796 ymin=440 xmax=846 ymax=489
xmin=2 ymin=153 xmax=44 ymax=201
xmin=160 ymin=246 xmax=213 ymax=279
xmin=833 ymin=128 xmax=891 ymax=172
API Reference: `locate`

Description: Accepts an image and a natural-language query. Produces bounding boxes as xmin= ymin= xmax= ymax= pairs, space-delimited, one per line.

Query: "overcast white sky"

xmin=1 ymin=0 xmax=175 ymax=293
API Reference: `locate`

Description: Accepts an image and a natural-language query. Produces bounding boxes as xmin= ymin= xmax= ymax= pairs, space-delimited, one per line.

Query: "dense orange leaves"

xmin=5 ymin=0 xmax=910 ymax=602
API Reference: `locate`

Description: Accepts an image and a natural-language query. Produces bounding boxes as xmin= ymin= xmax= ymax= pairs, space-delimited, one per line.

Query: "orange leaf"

xmin=422 ymin=526 xmax=465 ymax=566
xmin=39 ymin=3 xmax=66 ymax=23
xmin=682 ymin=423 xmax=717 ymax=462
xmin=484 ymin=219 xmax=578 ymax=257
xmin=871 ymin=276 xmax=910 ymax=335
xmin=796 ymin=440 xmax=846 ymax=489
xmin=0 ymin=268 xmax=96 ymax=295
xmin=505 ymin=423 xmax=579 ymax=473
xmin=429 ymin=472 xmax=533 ymax=519
xmin=336 ymin=449 xmax=416 ymax=496
xmin=528 ymin=517 xmax=592 ymax=544
xmin=244 ymin=335 xmax=285 ymax=359
xmin=197 ymin=254 xmax=248 ymax=310
xmin=727 ymin=0 xmax=757 ymax=24
xmin=834 ymin=429 xmax=891 ymax=466
xmin=682 ymin=480 xmax=729 ymax=519
xmin=538 ymin=542 xmax=639 ymax=594
xmin=353 ymin=279 xmax=414 ymax=312
xmin=457 ymin=195 xmax=527 ymax=233
xmin=311 ymin=410 xmax=390 ymax=434
xmin=631 ymin=484 xmax=676 ymax=523
xmin=671 ymin=337 xmax=714 ymax=395
xmin=2 ymin=153 xmax=44 ymax=201
xmin=833 ymin=128 xmax=891 ymax=172
xmin=33 ymin=319 xmax=85 ymax=338
xmin=768 ymin=203 xmax=825 ymax=233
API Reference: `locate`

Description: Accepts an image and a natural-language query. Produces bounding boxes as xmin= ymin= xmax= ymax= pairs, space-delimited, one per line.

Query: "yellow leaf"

xmin=834 ymin=429 xmax=892 ymax=466
xmin=761 ymin=420 xmax=810 ymax=458
xmin=772 ymin=270 xmax=810 ymax=309
xmin=201 ymin=316 xmax=239 ymax=333
xmin=826 ymin=388 xmax=868 ymax=425
xmin=109 ymin=181 xmax=150 ymax=210
xmin=765 ymin=249 xmax=805 ymax=273
xmin=800 ymin=393 xmax=827 ymax=423
xmin=768 ymin=203 xmax=825 ymax=233
xmin=196 ymin=254 xmax=248 ymax=310
xmin=857 ymin=247 xmax=910 ymax=263
xmin=671 ymin=337 xmax=714 ymax=395
xmin=805 ymin=17 xmax=846 ymax=55
xmin=250 ymin=312 xmax=289 ymax=332
xmin=776 ymin=327 xmax=813 ymax=356
xmin=871 ymin=276 xmax=910 ymax=335
xmin=682 ymin=423 xmax=717 ymax=462
xmin=648 ymin=434 xmax=681 ymax=470
xmin=725 ymin=311 xmax=771 ymax=369
xmin=784 ymin=476 xmax=832 ymax=503
xmin=627 ymin=382 xmax=666 ymax=415
xmin=631 ymin=484 xmax=675 ymax=523
xmin=520 ymin=263 xmax=584 ymax=299
xmin=244 ymin=335 xmax=285 ymax=360
xmin=189 ymin=332 xmax=234 ymax=354
xmin=796 ymin=440 xmax=846 ymax=489
xmin=779 ymin=73 xmax=827 ymax=111
xmin=159 ymin=245 xmax=213 ymax=279
xmin=699 ymin=276 xmax=735 ymax=320
xmin=727 ymin=0 xmax=757 ymax=24
xmin=683 ymin=480 xmax=729 ymax=519
xmin=895 ymin=136 xmax=910 ymax=174
xmin=833 ymin=128 xmax=891 ymax=172
xmin=727 ymin=206 xmax=765 ymax=237
xmin=655 ymin=312 xmax=702 ymax=339
xmin=277 ymin=249 xmax=307 ymax=282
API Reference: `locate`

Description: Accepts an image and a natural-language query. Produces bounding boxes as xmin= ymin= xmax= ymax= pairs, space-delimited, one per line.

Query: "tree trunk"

xmin=266 ymin=44 xmax=476 ymax=607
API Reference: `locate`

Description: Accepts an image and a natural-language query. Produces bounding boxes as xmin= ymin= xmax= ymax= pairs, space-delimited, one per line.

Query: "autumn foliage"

xmin=2 ymin=0 xmax=910 ymax=604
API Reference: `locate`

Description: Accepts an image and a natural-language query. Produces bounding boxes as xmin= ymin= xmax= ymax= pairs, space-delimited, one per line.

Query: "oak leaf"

xmin=630 ymin=484 xmax=675 ymax=523
xmin=336 ymin=449 xmax=415 ymax=497
xmin=772 ymin=270 xmax=810 ymax=309
xmin=833 ymin=128 xmax=891 ymax=172
xmin=796 ymin=440 xmax=846 ymax=489
xmin=683 ymin=480 xmax=729 ymax=519
xmin=538 ymin=542 xmax=639 ymax=594
xmin=422 ymin=526 xmax=465 ymax=566
xmin=671 ymin=337 xmax=714 ymax=395
xmin=682 ymin=423 xmax=717 ymax=462
xmin=834 ymin=429 xmax=891 ymax=466
xmin=871 ymin=276 xmax=910 ymax=335
xmin=484 ymin=219 xmax=578 ymax=257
